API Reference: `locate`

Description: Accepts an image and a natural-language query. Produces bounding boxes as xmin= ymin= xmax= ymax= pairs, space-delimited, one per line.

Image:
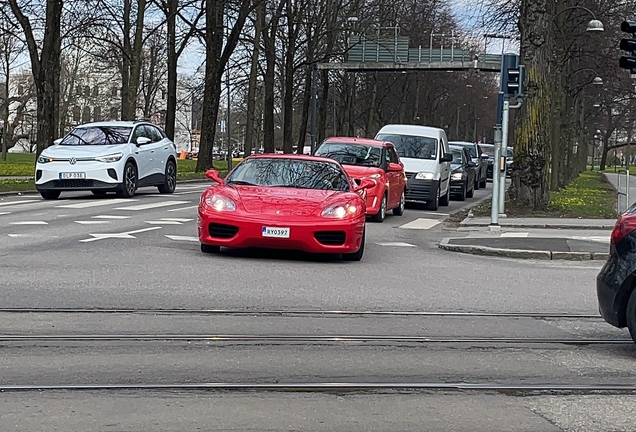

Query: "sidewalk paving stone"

xmin=460 ymin=217 xmax=617 ymax=230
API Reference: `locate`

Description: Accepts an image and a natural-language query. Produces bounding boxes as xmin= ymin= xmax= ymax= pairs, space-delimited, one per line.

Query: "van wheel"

xmin=427 ymin=184 xmax=439 ymax=211
xmin=440 ymin=183 xmax=450 ymax=206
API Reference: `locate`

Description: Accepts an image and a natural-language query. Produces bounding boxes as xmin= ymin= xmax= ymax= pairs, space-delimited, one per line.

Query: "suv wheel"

xmin=116 ymin=162 xmax=138 ymax=198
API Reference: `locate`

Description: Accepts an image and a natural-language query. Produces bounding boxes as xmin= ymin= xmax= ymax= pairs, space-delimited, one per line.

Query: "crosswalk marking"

xmin=399 ymin=218 xmax=441 ymax=230
xmin=114 ymin=200 xmax=189 ymax=211
xmin=10 ymin=221 xmax=48 ymax=225
xmin=0 ymin=200 xmax=39 ymax=207
xmin=56 ymin=198 xmax=138 ymax=209
xmin=79 ymin=226 xmax=162 ymax=243
xmin=166 ymin=235 xmax=199 ymax=242
xmin=376 ymin=242 xmax=417 ymax=247
xmin=167 ymin=205 xmax=199 ymax=212
xmin=75 ymin=220 xmax=111 ymax=225
xmin=500 ymin=232 xmax=529 ymax=238
xmin=92 ymin=215 xmax=130 ymax=220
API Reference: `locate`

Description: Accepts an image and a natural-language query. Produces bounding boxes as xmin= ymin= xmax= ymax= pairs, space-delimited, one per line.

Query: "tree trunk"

xmin=282 ymin=0 xmax=296 ymax=154
xmin=122 ymin=0 xmax=147 ymax=120
xmin=121 ymin=0 xmax=132 ymax=119
xmin=508 ymin=0 xmax=553 ymax=208
xmin=164 ymin=0 xmax=178 ymax=140
xmin=244 ymin=2 xmax=264 ymax=157
xmin=367 ymin=73 xmax=378 ymax=136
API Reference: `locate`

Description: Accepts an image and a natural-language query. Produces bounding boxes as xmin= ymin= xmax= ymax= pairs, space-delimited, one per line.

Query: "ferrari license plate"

xmin=59 ymin=172 xmax=86 ymax=179
xmin=262 ymin=226 xmax=290 ymax=238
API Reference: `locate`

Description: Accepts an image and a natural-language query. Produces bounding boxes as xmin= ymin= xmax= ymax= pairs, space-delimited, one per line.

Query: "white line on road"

xmin=376 ymin=242 xmax=417 ymax=247
xmin=160 ymin=218 xmax=193 ymax=222
xmin=79 ymin=226 xmax=162 ymax=243
xmin=166 ymin=235 xmax=199 ymax=242
xmin=92 ymin=215 xmax=131 ymax=219
xmin=114 ymin=200 xmax=189 ymax=211
xmin=398 ymin=218 xmax=441 ymax=230
xmin=0 ymin=212 xmax=10 ymax=215
xmin=145 ymin=220 xmax=182 ymax=225
xmin=500 ymin=232 xmax=529 ymax=238
xmin=75 ymin=220 xmax=111 ymax=225
xmin=56 ymin=198 xmax=138 ymax=209
xmin=0 ymin=200 xmax=39 ymax=207
xmin=167 ymin=205 xmax=198 ymax=212
xmin=10 ymin=221 xmax=48 ymax=225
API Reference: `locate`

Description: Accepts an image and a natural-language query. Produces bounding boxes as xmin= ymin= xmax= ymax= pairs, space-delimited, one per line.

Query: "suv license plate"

xmin=59 ymin=172 xmax=86 ymax=179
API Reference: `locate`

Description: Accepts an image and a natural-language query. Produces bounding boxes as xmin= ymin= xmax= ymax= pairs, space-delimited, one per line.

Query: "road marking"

xmin=145 ymin=220 xmax=182 ymax=225
xmin=500 ymin=232 xmax=529 ymax=238
xmin=75 ymin=220 xmax=111 ymax=225
xmin=79 ymin=226 xmax=162 ymax=243
xmin=92 ymin=215 xmax=131 ymax=220
xmin=114 ymin=200 xmax=189 ymax=211
xmin=10 ymin=221 xmax=48 ymax=225
xmin=167 ymin=205 xmax=199 ymax=212
xmin=398 ymin=218 xmax=441 ymax=230
xmin=0 ymin=200 xmax=39 ymax=207
xmin=376 ymin=242 xmax=417 ymax=247
xmin=160 ymin=218 xmax=193 ymax=222
xmin=8 ymin=233 xmax=33 ymax=238
xmin=57 ymin=199 xmax=138 ymax=209
xmin=0 ymin=212 xmax=10 ymax=215
xmin=166 ymin=235 xmax=199 ymax=242
xmin=570 ymin=235 xmax=610 ymax=243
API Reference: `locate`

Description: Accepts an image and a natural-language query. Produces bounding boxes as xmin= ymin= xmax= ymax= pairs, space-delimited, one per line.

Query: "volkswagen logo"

xmin=69 ymin=158 xmax=76 ymax=165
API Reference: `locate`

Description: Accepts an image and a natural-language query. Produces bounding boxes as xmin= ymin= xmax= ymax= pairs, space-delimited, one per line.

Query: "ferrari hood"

xmin=232 ymin=186 xmax=340 ymax=216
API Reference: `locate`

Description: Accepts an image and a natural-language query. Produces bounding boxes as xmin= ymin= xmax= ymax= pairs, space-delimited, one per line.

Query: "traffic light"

xmin=619 ymin=20 xmax=636 ymax=71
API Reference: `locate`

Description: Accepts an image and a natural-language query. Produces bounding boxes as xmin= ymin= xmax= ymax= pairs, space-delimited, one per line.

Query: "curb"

xmin=459 ymin=221 xmax=616 ymax=230
xmin=0 ymin=178 xmax=210 ymax=197
xmin=438 ymin=238 xmax=609 ymax=261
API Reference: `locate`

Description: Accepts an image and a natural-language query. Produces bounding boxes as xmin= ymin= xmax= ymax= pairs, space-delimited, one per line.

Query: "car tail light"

xmin=610 ymin=213 xmax=636 ymax=245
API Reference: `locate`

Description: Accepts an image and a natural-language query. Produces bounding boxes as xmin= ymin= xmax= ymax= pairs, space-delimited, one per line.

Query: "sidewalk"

xmin=605 ymin=172 xmax=636 ymax=209
xmin=441 ymin=215 xmax=613 ymax=261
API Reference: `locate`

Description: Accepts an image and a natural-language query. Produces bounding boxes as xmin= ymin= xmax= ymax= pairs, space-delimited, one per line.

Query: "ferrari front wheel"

xmin=342 ymin=228 xmax=365 ymax=262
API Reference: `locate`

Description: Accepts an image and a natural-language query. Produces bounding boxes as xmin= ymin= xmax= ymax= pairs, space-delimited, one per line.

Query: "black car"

xmin=597 ymin=207 xmax=636 ymax=344
xmin=448 ymin=145 xmax=476 ymax=201
xmin=481 ymin=144 xmax=495 ymax=179
xmin=449 ymin=141 xmax=488 ymax=189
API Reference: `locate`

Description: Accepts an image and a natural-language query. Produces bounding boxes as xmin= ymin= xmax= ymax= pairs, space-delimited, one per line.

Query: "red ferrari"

xmin=197 ymin=154 xmax=375 ymax=261
xmin=314 ymin=137 xmax=407 ymax=222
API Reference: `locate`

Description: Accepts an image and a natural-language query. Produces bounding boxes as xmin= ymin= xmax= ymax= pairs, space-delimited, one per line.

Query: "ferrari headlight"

xmin=451 ymin=172 xmax=464 ymax=181
xmin=37 ymin=155 xmax=53 ymax=164
xmin=414 ymin=172 xmax=434 ymax=180
xmin=205 ymin=194 xmax=237 ymax=211
xmin=95 ymin=153 xmax=123 ymax=163
xmin=322 ymin=202 xmax=358 ymax=218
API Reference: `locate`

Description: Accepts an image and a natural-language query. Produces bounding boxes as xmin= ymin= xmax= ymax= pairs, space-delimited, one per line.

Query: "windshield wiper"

xmin=226 ymin=180 xmax=257 ymax=186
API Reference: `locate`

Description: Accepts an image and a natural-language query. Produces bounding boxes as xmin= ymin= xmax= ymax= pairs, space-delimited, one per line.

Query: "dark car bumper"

xmin=597 ymin=242 xmax=636 ymax=328
xmin=449 ymin=180 xmax=465 ymax=195
xmin=404 ymin=173 xmax=437 ymax=203
xmin=36 ymin=179 xmax=121 ymax=192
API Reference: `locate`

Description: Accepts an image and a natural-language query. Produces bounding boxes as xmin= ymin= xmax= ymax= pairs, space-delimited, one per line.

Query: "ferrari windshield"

xmin=225 ymin=158 xmax=351 ymax=192
xmin=60 ymin=126 xmax=132 ymax=145
xmin=314 ymin=142 xmax=382 ymax=167
xmin=375 ymin=133 xmax=437 ymax=160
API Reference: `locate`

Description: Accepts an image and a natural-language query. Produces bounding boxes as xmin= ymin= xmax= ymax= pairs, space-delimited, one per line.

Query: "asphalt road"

xmin=1 ymin=181 xmax=635 ymax=432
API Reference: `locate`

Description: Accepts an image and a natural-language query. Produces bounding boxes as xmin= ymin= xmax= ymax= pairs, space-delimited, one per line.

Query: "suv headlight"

xmin=37 ymin=155 xmax=53 ymax=164
xmin=451 ymin=172 xmax=464 ymax=180
xmin=414 ymin=172 xmax=434 ymax=180
xmin=95 ymin=153 xmax=123 ymax=163
xmin=322 ymin=202 xmax=359 ymax=218
xmin=204 ymin=194 xmax=236 ymax=212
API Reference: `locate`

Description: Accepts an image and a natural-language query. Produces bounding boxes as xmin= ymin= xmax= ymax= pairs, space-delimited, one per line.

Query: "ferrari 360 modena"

xmin=197 ymin=154 xmax=374 ymax=261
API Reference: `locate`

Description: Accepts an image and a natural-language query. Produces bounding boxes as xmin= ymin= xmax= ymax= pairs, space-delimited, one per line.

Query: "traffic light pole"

xmin=489 ymin=126 xmax=503 ymax=229
xmin=498 ymin=99 xmax=510 ymax=215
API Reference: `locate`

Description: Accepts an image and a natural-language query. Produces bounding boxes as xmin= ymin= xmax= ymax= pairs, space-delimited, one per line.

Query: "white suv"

xmin=35 ymin=121 xmax=178 ymax=200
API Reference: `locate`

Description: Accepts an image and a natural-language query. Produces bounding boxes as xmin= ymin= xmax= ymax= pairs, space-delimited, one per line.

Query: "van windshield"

xmin=375 ymin=133 xmax=438 ymax=160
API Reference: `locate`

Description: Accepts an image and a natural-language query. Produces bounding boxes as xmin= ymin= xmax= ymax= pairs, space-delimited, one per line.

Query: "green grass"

xmin=472 ymin=171 xmax=618 ymax=219
xmin=0 ymin=153 xmax=36 ymax=176
xmin=0 ymin=179 xmax=35 ymax=193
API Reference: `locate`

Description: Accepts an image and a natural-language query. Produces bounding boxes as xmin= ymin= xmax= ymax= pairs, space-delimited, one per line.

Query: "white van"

xmin=375 ymin=124 xmax=452 ymax=210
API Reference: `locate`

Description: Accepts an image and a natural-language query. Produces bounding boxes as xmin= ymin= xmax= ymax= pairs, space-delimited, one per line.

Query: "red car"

xmin=198 ymin=154 xmax=375 ymax=261
xmin=314 ymin=137 xmax=407 ymax=222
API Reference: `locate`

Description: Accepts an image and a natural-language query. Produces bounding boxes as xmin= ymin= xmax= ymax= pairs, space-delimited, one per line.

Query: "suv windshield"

xmin=375 ymin=134 xmax=438 ymax=160
xmin=314 ymin=142 xmax=381 ymax=167
xmin=60 ymin=126 xmax=132 ymax=145
xmin=225 ymin=158 xmax=351 ymax=192
xmin=450 ymin=148 xmax=464 ymax=164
